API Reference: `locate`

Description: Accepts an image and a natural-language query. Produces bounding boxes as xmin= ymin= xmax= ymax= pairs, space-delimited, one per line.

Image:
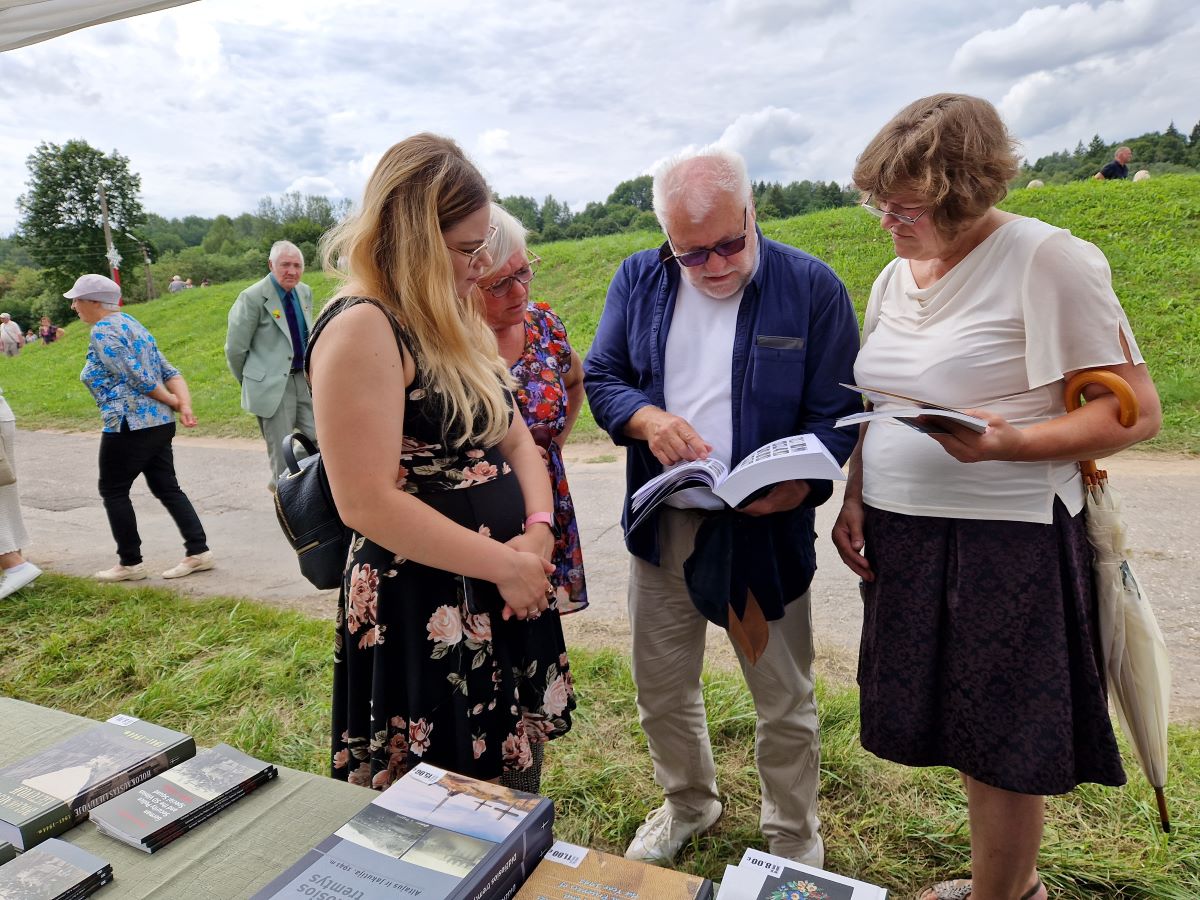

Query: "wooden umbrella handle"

xmin=1063 ymin=370 xmax=1140 ymax=482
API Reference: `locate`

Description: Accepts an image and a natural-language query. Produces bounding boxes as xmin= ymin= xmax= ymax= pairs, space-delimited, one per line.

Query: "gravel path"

xmin=15 ymin=429 xmax=1200 ymax=723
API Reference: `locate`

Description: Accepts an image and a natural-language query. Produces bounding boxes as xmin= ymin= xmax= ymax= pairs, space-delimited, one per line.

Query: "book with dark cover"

xmin=0 ymin=837 xmax=112 ymax=899
xmin=515 ymin=841 xmax=713 ymax=900
xmin=89 ymin=742 xmax=276 ymax=853
xmin=0 ymin=713 xmax=195 ymax=851
xmin=252 ymin=762 xmax=554 ymax=900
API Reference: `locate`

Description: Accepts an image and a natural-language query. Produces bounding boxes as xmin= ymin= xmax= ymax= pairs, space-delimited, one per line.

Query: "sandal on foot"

xmin=921 ymin=877 xmax=1044 ymax=900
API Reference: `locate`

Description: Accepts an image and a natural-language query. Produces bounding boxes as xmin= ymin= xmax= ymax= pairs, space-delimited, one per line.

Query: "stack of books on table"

xmin=0 ymin=714 xmax=195 ymax=851
xmin=88 ymin=743 xmax=276 ymax=853
xmin=0 ymin=837 xmax=112 ymax=898
xmin=253 ymin=763 xmax=554 ymax=900
xmin=717 ymin=847 xmax=887 ymax=899
xmin=515 ymin=841 xmax=713 ymax=899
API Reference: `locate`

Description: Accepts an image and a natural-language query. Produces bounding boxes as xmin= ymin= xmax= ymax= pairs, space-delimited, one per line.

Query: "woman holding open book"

xmin=832 ymin=94 xmax=1161 ymax=900
xmin=311 ymin=134 xmax=573 ymax=791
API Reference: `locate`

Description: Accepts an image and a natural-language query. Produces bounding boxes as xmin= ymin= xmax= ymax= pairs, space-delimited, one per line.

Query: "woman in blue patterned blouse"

xmin=66 ymin=274 xmax=214 ymax=582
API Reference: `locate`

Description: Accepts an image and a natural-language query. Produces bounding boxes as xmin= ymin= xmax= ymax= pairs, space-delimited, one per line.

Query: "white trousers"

xmin=628 ymin=506 xmax=823 ymax=864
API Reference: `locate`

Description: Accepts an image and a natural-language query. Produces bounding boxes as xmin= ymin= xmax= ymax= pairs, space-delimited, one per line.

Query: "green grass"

xmin=5 ymin=176 xmax=1197 ymax=449
xmin=2 ymin=574 xmax=1197 ymax=897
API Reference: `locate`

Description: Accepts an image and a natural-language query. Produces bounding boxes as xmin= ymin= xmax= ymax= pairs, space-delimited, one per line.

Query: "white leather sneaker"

xmin=0 ymin=562 xmax=41 ymax=599
xmin=624 ymin=800 xmax=722 ymax=866
xmin=94 ymin=562 xmax=148 ymax=582
xmin=162 ymin=551 xmax=215 ymax=579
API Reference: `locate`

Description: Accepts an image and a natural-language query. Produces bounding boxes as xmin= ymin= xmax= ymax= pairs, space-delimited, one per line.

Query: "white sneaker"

xmin=162 ymin=551 xmax=214 ymax=579
xmin=94 ymin=562 xmax=148 ymax=582
xmin=624 ymin=800 xmax=722 ymax=866
xmin=0 ymin=562 xmax=41 ymax=599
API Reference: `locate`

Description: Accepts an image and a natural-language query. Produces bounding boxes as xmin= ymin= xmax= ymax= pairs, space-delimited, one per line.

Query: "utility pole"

xmin=98 ymin=182 xmax=121 ymax=285
xmin=126 ymin=231 xmax=154 ymax=299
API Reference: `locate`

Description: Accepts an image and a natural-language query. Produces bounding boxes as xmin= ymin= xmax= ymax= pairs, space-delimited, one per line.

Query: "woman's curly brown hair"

xmin=853 ymin=93 xmax=1020 ymax=236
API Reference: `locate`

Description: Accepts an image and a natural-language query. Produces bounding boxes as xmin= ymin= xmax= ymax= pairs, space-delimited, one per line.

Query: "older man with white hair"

xmin=225 ymin=240 xmax=316 ymax=481
xmin=0 ymin=313 xmax=25 ymax=357
xmin=585 ymin=147 xmax=860 ymax=867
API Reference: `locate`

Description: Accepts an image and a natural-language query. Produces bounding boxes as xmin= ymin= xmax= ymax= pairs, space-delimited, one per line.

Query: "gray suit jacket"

xmin=224 ymin=274 xmax=314 ymax=418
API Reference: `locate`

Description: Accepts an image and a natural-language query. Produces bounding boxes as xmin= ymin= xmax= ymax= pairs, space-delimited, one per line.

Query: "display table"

xmin=0 ymin=697 xmax=376 ymax=898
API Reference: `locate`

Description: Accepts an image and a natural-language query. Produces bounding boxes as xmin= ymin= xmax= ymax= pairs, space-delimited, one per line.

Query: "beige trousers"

xmin=628 ymin=506 xmax=823 ymax=865
xmin=258 ymin=371 xmax=316 ymax=481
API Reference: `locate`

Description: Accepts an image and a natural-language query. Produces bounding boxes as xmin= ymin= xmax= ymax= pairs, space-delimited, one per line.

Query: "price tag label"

xmin=407 ymin=764 xmax=446 ymax=785
xmin=545 ymin=841 xmax=587 ymax=869
xmin=107 ymin=714 xmax=140 ymax=726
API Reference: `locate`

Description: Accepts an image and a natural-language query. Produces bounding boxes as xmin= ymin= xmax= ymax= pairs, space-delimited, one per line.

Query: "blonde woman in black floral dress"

xmin=309 ymin=134 xmax=574 ymax=790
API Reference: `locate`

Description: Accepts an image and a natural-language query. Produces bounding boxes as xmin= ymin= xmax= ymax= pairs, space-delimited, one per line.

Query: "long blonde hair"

xmin=320 ymin=134 xmax=511 ymax=448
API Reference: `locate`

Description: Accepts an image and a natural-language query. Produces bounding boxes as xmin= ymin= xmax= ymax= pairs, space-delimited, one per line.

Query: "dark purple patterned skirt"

xmin=858 ymin=500 xmax=1126 ymax=795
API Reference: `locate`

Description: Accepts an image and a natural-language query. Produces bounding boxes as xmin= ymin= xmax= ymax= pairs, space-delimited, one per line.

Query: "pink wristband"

xmin=524 ymin=512 xmax=554 ymax=530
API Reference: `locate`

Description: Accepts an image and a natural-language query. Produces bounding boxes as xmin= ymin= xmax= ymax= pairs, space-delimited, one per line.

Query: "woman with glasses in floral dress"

xmin=475 ymin=204 xmax=586 ymax=792
xmin=832 ymin=94 xmax=1161 ymax=900
xmin=312 ymin=136 xmax=574 ymax=791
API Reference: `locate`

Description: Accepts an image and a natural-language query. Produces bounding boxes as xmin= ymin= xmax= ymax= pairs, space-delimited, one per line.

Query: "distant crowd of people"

xmin=0 ymin=93 xmax=1164 ymax=900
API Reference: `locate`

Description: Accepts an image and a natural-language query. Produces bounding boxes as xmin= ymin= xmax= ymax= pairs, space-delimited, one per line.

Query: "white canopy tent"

xmin=0 ymin=0 xmax=196 ymax=52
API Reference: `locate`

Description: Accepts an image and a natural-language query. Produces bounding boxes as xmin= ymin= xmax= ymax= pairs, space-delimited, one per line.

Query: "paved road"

xmin=15 ymin=428 xmax=1200 ymax=722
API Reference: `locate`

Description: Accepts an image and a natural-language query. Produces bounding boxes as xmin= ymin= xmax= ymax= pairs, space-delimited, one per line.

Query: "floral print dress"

xmin=321 ymin=298 xmax=575 ymax=790
xmin=510 ymin=302 xmax=587 ymax=614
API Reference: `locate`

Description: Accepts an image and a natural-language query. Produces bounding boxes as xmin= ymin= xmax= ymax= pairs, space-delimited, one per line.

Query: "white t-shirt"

xmin=855 ymin=216 xmax=1143 ymax=524
xmin=662 ymin=270 xmax=747 ymax=509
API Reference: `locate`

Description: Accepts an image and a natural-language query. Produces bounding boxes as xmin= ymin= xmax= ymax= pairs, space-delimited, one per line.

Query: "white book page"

xmin=835 ymin=407 xmax=987 ymax=434
xmin=631 ymin=457 xmax=728 ymax=510
xmin=713 ymin=434 xmax=845 ymax=508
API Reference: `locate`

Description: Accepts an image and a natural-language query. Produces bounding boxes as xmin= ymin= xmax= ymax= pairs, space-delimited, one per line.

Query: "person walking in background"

xmin=1093 ymin=145 xmax=1133 ymax=180
xmin=585 ymin=146 xmax=860 ymax=867
xmin=0 ymin=314 xmax=24 ymax=357
xmin=833 ymin=94 xmax=1161 ymax=900
xmin=477 ymin=203 xmax=588 ymax=616
xmin=167 ymin=275 xmax=186 ymax=293
xmin=312 ymin=133 xmax=573 ymax=792
xmin=225 ymin=241 xmax=316 ymax=483
xmin=0 ymin=388 xmax=41 ymax=600
xmin=67 ymin=274 xmax=214 ymax=582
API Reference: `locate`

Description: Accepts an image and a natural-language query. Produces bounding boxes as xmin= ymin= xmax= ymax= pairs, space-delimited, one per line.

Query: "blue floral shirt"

xmin=80 ymin=312 xmax=180 ymax=432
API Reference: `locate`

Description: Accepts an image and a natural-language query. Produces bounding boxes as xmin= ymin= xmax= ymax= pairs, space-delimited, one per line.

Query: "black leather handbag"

xmin=273 ymin=432 xmax=348 ymax=590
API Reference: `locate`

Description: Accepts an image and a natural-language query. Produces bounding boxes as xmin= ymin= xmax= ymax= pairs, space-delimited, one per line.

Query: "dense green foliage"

xmin=3 ymin=176 xmax=1196 ymax=452
xmin=1 ymin=574 xmax=1197 ymax=897
xmin=1019 ymin=121 xmax=1200 ymax=185
xmin=14 ymin=140 xmax=146 ymax=322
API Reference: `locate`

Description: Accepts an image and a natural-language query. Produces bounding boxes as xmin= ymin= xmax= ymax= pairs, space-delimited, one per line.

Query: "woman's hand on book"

xmin=739 ymin=479 xmax=811 ymax=517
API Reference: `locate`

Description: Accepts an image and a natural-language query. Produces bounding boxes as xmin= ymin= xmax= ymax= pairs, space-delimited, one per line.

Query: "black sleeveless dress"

xmin=313 ymin=298 xmax=575 ymax=789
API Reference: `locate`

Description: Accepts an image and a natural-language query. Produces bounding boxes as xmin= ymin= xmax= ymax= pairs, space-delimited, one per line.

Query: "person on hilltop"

xmin=1093 ymin=145 xmax=1132 ymax=180
xmin=224 ymin=241 xmax=316 ymax=483
xmin=67 ymin=273 xmax=215 ymax=582
xmin=167 ymin=274 xmax=186 ymax=293
xmin=311 ymin=133 xmax=574 ymax=790
xmin=585 ymin=146 xmax=860 ymax=867
xmin=39 ymin=316 xmax=60 ymax=345
xmin=833 ymin=94 xmax=1161 ymax=900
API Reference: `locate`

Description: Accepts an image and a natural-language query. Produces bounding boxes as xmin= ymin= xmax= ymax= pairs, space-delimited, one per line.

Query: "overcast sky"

xmin=0 ymin=0 xmax=1195 ymax=234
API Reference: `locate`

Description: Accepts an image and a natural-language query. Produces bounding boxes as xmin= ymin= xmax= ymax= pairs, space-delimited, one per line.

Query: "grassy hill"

xmin=5 ymin=175 xmax=1197 ymax=450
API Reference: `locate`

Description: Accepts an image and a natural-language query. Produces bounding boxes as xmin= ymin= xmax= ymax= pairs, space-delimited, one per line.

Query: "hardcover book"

xmin=0 ymin=714 xmax=195 ymax=851
xmin=0 ymin=837 xmax=112 ymax=899
xmin=717 ymin=847 xmax=887 ymax=899
xmin=253 ymin=763 xmax=554 ymax=900
xmin=514 ymin=841 xmax=713 ymax=900
xmin=629 ymin=433 xmax=845 ymax=531
xmin=89 ymin=742 xmax=276 ymax=853
xmin=0 ymin=840 xmax=14 ymax=865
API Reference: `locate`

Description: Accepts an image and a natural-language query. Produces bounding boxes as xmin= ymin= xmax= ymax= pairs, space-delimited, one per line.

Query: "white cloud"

xmin=952 ymin=0 xmax=1187 ymax=78
xmin=715 ymin=108 xmax=815 ymax=183
xmin=477 ymin=129 xmax=513 ymax=157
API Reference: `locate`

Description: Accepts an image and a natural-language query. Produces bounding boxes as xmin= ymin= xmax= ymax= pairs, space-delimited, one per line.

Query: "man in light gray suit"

xmin=225 ymin=240 xmax=316 ymax=482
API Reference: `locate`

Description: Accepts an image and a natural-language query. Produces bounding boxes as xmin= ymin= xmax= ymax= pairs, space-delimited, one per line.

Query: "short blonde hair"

xmin=479 ymin=203 xmax=529 ymax=282
xmin=853 ymin=93 xmax=1020 ymax=235
xmin=320 ymin=134 xmax=510 ymax=449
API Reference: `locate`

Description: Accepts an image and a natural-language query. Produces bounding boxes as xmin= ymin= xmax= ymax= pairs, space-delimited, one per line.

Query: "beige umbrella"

xmin=1065 ymin=370 xmax=1171 ymax=832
